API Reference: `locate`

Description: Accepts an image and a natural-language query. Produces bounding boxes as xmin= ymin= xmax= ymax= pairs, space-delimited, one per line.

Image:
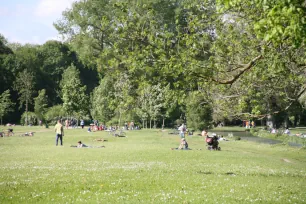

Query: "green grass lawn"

xmin=1 ymin=126 xmax=306 ymax=203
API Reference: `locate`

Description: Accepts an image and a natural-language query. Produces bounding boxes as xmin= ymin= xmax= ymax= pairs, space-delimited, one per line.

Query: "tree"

xmin=55 ymin=0 xmax=306 ymax=127
xmin=113 ymin=73 xmax=134 ymax=126
xmin=60 ymin=64 xmax=88 ymax=118
xmin=45 ymin=105 xmax=65 ymax=124
xmin=186 ymin=91 xmax=213 ymax=130
xmin=91 ymin=76 xmax=115 ymax=123
xmin=34 ymin=89 xmax=48 ymax=123
xmin=14 ymin=69 xmax=35 ymax=125
xmin=0 ymin=90 xmax=14 ymax=125
xmin=0 ymin=34 xmax=14 ymax=94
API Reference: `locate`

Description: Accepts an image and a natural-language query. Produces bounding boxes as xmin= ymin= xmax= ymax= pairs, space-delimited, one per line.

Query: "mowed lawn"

xmin=0 ymin=126 xmax=306 ymax=203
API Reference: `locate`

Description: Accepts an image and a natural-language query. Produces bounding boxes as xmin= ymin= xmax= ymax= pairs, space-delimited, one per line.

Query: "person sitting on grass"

xmin=8 ymin=128 xmax=14 ymax=136
xmin=179 ymin=138 xmax=188 ymax=149
xmin=171 ymin=138 xmax=190 ymax=150
xmin=284 ymin=128 xmax=290 ymax=135
xmin=218 ymin=136 xmax=228 ymax=141
xmin=201 ymin=129 xmax=208 ymax=137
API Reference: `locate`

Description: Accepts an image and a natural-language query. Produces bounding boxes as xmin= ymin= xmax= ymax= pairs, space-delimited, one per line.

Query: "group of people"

xmin=172 ymin=124 xmax=214 ymax=150
xmin=244 ymin=120 xmax=255 ymax=128
xmin=172 ymin=126 xmax=225 ymax=150
xmin=270 ymin=127 xmax=291 ymax=135
xmin=55 ymin=120 xmax=106 ymax=147
xmin=124 ymin=121 xmax=141 ymax=130
xmin=54 ymin=120 xmax=223 ymax=150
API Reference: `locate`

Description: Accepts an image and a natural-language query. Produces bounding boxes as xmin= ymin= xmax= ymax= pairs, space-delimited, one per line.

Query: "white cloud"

xmin=35 ymin=0 xmax=75 ymax=17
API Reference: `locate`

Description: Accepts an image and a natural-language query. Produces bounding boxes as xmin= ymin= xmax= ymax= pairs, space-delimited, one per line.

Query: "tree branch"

xmin=231 ymin=86 xmax=306 ymax=119
xmin=211 ymin=54 xmax=263 ymax=85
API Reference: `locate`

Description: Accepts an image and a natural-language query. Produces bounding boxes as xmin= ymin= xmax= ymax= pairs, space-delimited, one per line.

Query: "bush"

xmin=45 ymin=105 xmax=65 ymax=124
xmin=20 ymin=112 xmax=38 ymax=125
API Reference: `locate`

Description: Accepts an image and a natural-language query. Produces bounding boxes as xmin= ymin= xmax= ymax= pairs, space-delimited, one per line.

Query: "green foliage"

xmin=20 ymin=111 xmax=38 ymax=125
xmin=60 ymin=64 xmax=88 ymax=116
xmin=186 ymin=91 xmax=213 ymax=130
xmin=217 ymin=0 xmax=306 ymax=46
xmin=91 ymin=76 xmax=115 ymax=123
xmin=45 ymin=105 xmax=65 ymax=123
xmin=14 ymin=69 xmax=35 ymax=109
xmin=0 ymin=34 xmax=13 ymax=55
xmin=0 ymin=90 xmax=14 ymax=124
xmin=34 ymin=89 xmax=48 ymax=121
xmin=14 ymin=69 xmax=35 ymax=125
xmin=1 ymin=0 xmax=306 ymax=126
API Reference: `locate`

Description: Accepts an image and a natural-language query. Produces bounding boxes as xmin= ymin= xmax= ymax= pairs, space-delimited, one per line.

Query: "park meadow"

xmin=1 ymin=126 xmax=306 ymax=203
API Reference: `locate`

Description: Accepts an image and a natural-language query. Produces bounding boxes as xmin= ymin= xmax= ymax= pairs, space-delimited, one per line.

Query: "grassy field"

xmin=1 ymin=126 xmax=306 ymax=203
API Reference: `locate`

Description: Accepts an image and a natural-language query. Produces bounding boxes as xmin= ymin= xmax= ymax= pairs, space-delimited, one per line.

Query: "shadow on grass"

xmin=197 ymin=171 xmax=237 ymax=176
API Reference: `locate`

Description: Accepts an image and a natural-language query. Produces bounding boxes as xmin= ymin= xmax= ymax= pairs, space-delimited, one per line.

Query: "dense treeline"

xmin=0 ymin=0 xmax=305 ymax=130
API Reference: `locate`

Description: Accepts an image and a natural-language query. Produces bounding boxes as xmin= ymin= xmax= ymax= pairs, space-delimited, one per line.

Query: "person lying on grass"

xmin=20 ymin=132 xmax=35 ymax=136
xmin=70 ymin=141 xmax=105 ymax=148
xmin=171 ymin=138 xmax=191 ymax=150
xmin=218 ymin=136 xmax=228 ymax=141
xmin=77 ymin=141 xmax=88 ymax=148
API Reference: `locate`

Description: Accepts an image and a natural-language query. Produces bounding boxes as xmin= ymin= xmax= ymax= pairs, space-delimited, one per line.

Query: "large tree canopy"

xmin=0 ymin=0 xmax=305 ymax=129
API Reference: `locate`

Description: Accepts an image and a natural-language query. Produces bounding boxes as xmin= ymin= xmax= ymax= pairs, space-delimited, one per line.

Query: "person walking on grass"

xmin=80 ymin=119 xmax=84 ymax=129
xmin=55 ymin=120 xmax=64 ymax=146
xmin=178 ymin=123 xmax=186 ymax=138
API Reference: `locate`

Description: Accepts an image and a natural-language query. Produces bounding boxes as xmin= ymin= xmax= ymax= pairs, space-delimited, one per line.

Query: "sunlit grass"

xmin=1 ymin=126 xmax=306 ymax=203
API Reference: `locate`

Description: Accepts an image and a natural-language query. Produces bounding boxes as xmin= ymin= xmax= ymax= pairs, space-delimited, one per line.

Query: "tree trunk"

xmin=118 ymin=111 xmax=121 ymax=127
xmin=266 ymin=114 xmax=274 ymax=128
xmin=162 ymin=117 xmax=165 ymax=129
xmin=150 ymin=119 xmax=152 ymax=129
xmin=294 ymin=114 xmax=298 ymax=127
xmin=142 ymin=119 xmax=144 ymax=129
xmin=284 ymin=114 xmax=289 ymax=128
xmin=26 ymin=99 xmax=28 ymax=126
xmin=1 ymin=117 xmax=2 ymax=126
xmin=154 ymin=120 xmax=156 ymax=129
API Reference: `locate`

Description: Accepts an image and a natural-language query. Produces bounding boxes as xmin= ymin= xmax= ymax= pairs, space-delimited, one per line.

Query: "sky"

xmin=0 ymin=0 xmax=76 ymax=44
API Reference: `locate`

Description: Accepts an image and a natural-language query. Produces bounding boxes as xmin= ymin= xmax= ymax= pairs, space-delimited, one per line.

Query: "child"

xmin=77 ymin=141 xmax=88 ymax=148
xmin=172 ymin=138 xmax=190 ymax=150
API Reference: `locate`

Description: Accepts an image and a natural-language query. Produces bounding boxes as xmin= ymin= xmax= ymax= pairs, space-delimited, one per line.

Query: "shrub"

xmin=20 ymin=111 xmax=38 ymax=125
